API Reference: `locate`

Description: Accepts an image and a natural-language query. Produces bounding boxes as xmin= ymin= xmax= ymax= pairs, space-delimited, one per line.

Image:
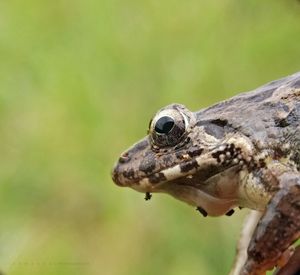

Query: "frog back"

xmin=196 ymin=72 xmax=300 ymax=156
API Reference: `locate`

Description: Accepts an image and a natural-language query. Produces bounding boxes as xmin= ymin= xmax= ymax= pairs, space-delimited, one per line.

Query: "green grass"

xmin=0 ymin=0 xmax=299 ymax=274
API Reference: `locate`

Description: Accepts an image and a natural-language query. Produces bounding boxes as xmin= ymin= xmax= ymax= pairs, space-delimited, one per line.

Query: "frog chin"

xmin=130 ymin=178 xmax=238 ymax=217
xmin=159 ymin=181 xmax=238 ymax=216
xmin=132 ymin=166 xmax=241 ymax=216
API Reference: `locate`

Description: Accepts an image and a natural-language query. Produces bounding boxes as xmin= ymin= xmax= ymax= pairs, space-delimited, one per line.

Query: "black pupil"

xmin=155 ymin=116 xmax=175 ymax=134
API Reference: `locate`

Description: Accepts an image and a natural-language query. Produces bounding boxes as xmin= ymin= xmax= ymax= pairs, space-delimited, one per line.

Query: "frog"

xmin=111 ymin=72 xmax=300 ymax=275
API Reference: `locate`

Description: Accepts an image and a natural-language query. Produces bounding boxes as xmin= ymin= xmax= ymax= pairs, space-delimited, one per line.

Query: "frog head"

xmin=112 ymin=103 xmax=253 ymax=216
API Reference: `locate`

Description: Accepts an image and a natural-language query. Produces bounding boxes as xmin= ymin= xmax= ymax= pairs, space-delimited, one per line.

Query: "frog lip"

xmin=112 ymin=160 xmax=152 ymax=187
xmin=112 ymin=156 xmax=194 ymax=188
xmin=113 ymin=160 xmax=229 ymax=190
xmin=111 ymin=162 xmax=166 ymax=188
xmin=112 ymin=150 xmax=221 ymax=188
xmin=111 ymin=164 xmax=137 ymax=187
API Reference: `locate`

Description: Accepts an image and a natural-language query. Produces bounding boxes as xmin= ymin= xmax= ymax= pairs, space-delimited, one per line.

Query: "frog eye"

xmin=150 ymin=108 xmax=188 ymax=147
xmin=154 ymin=116 xmax=175 ymax=134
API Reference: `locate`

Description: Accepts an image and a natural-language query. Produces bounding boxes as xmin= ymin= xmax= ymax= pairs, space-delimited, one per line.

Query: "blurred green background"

xmin=0 ymin=0 xmax=300 ymax=274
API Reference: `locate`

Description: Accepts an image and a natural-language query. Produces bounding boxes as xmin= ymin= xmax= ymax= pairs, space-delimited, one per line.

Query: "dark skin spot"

xmin=259 ymin=159 xmax=266 ymax=168
xmin=123 ymin=168 xmax=135 ymax=180
xmin=212 ymin=151 xmax=224 ymax=163
xmin=274 ymin=147 xmax=286 ymax=159
xmin=211 ymin=118 xmax=228 ymax=127
xmin=196 ymin=206 xmax=207 ymax=217
xmin=227 ymin=143 xmax=236 ymax=156
xmin=226 ymin=209 xmax=235 ymax=216
xmin=148 ymin=172 xmax=166 ymax=184
xmin=212 ymin=143 xmax=239 ymax=163
xmin=176 ymin=151 xmax=184 ymax=159
xmin=162 ymin=155 xmax=176 ymax=167
xmin=187 ymin=147 xmax=203 ymax=158
xmin=180 ymin=159 xmax=199 ymax=173
xmin=139 ymin=152 xmax=156 ymax=174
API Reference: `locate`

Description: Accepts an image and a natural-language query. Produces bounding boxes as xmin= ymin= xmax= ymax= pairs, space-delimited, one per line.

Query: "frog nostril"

xmin=119 ymin=152 xmax=130 ymax=163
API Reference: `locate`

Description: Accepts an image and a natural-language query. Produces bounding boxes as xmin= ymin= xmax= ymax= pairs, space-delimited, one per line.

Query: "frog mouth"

xmin=130 ymin=160 xmax=240 ymax=195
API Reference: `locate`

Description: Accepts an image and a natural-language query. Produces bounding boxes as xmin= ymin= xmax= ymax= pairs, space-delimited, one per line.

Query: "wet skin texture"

xmin=112 ymin=72 xmax=300 ymax=275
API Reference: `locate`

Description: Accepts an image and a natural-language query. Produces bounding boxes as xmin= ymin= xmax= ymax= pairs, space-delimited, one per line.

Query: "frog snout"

xmin=111 ymin=162 xmax=127 ymax=187
xmin=112 ymin=137 xmax=151 ymax=187
xmin=111 ymin=164 xmax=122 ymax=186
xmin=111 ymin=152 xmax=136 ymax=187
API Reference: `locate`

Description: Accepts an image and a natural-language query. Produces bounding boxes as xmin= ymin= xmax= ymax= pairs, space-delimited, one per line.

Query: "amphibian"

xmin=112 ymin=72 xmax=300 ymax=275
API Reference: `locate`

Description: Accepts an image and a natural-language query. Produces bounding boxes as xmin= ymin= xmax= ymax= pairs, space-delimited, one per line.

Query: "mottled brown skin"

xmin=112 ymin=72 xmax=300 ymax=275
xmin=242 ymin=172 xmax=300 ymax=274
xmin=275 ymin=246 xmax=300 ymax=275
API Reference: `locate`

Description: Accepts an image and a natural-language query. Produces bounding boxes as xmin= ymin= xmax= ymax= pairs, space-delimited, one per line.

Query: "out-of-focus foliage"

xmin=0 ymin=0 xmax=299 ymax=274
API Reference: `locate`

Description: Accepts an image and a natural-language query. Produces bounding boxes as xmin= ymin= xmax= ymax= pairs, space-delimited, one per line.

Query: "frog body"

xmin=112 ymin=72 xmax=300 ymax=275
